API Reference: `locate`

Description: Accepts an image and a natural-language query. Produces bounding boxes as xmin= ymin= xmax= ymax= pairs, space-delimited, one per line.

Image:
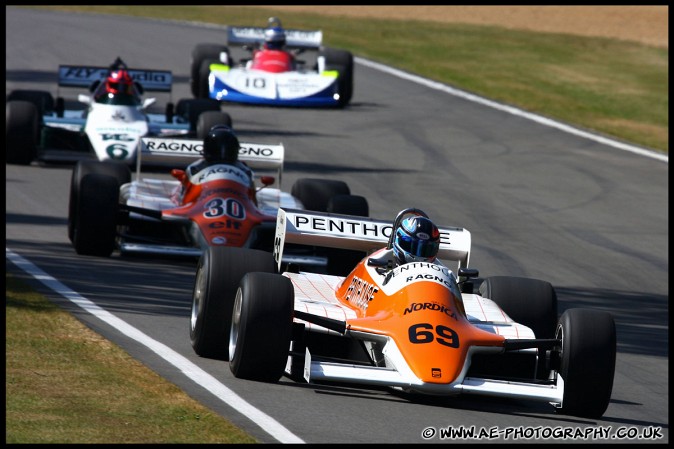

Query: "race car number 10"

xmin=245 ymin=77 xmax=266 ymax=89
xmin=409 ymin=323 xmax=460 ymax=348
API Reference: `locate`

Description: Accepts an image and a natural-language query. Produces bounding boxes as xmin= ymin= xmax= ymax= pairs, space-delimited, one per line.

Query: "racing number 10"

xmin=245 ymin=77 xmax=266 ymax=89
xmin=409 ymin=323 xmax=459 ymax=348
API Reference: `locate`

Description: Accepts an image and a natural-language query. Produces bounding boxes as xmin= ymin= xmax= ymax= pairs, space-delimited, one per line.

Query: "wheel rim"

xmin=190 ymin=261 xmax=207 ymax=332
xmin=229 ymin=288 xmax=243 ymax=361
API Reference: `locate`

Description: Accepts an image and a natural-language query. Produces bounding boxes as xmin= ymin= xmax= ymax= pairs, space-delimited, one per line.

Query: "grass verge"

xmin=5 ymin=272 xmax=257 ymax=444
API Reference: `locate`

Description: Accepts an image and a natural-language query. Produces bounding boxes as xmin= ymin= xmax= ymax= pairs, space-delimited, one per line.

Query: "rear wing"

xmin=58 ymin=65 xmax=173 ymax=92
xmin=273 ymin=208 xmax=472 ymax=273
xmin=227 ymin=26 xmax=322 ymax=50
xmin=135 ymin=136 xmax=284 ymax=179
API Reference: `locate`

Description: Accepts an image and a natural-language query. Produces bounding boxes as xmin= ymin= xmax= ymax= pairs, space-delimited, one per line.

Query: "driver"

xmin=368 ymin=212 xmax=441 ymax=272
xmin=186 ymin=125 xmax=253 ymax=185
xmin=249 ymin=17 xmax=296 ymax=72
xmin=94 ymin=58 xmax=140 ymax=106
xmin=173 ymin=125 xmax=255 ymax=205
xmin=263 ymin=25 xmax=287 ymax=50
xmin=392 ymin=215 xmax=441 ymax=265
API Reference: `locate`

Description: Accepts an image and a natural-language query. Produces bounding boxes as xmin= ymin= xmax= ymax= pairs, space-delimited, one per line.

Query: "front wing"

xmin=207 ymin=64 xmax=342 ymax=107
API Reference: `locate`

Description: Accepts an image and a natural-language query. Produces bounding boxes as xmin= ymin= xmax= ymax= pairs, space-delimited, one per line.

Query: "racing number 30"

xmin=409 ymin=323 xmax=459 ymax=348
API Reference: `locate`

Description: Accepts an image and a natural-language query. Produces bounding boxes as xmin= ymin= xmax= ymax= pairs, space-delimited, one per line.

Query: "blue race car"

xmin=190 ymin=17 xmax=354 ymax=108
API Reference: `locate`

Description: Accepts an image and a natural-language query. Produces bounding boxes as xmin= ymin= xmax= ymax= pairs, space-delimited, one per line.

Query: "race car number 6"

xmin=409 ymin=323 xmax=460 ymax=348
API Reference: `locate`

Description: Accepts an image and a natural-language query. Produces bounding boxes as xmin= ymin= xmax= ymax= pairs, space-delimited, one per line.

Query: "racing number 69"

xmin=409 ymin=323 xmax=459 ymax=348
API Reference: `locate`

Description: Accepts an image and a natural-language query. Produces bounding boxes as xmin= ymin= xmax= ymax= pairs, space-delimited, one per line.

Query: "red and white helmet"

xmin=106 ymin=69 xmax=134 ymax=95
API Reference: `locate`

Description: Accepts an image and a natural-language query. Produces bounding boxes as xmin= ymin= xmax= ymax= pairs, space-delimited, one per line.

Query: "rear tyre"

xmin=196 ymin=110 xmax=233 ymax=139
xmin=326 ymin=194 xmax=370 ymax=276
xmin=72 ymin=173 xmax=119 ymax=257
xmin=190 ymin=247 xmax=276 ymax=359
xmin=229 ymin=272 xmax=294 ymax=382
xmin=175 ymin=98 xmax=222 ymax=133
xmin=291 ymin=178 xmax=351 ymax=212
xmin=6 ymin=101 xmax=39 ymax=165
xmin=479 ymin=276 xmax=558 ymax=339
xmin=6 ymin=89 xmax=54 ymax=116
xmin=68 ymin=160 xmax=131 ymax=242
xmin=190 ymin=44 xmax=229 ymax=97
xmin=556 ymin=308 xmax=616 ymax=418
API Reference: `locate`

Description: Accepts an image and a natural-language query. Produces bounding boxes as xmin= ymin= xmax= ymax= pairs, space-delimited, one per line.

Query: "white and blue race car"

xmin=190 ymin=17 xmax=354 ymax=108
xmin=6 ymin=57 xmax=232 ymax=165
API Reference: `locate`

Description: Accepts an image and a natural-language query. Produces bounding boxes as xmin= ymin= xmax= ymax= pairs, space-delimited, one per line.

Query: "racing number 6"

xmin=409 ymin=323 xmax=459 ymax=348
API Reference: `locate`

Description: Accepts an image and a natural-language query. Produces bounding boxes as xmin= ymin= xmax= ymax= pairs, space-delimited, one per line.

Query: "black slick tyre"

xmin=190 ymin=247 xmax=275 ymax=359
xmin=555 ymin=308 xmax=616 ymax=418
xmin=229 ymin=272 xmax=294 ymax=382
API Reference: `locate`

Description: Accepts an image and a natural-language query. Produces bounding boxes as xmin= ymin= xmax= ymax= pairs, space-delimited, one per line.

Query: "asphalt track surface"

xmin=6 ymin=7 xmax=668 ymax=444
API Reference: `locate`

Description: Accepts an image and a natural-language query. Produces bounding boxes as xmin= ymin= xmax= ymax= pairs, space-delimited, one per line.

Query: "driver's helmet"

xmin=203 ymin=125 xmax=240 ymax=163
xmin=105 ymin=69 xmax=134 ymax=96
xmin=393 ymin=216 xmax=441 ymax=265
xmin=264 ymin=26 xmax=286 ymax=50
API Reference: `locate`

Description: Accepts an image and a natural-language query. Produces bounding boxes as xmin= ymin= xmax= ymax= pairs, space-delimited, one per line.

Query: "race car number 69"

xmin=409 ymin=323 xmax=460 ymax=348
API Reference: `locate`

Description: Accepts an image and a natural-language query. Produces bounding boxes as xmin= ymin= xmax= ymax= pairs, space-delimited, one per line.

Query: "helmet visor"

xmin=396 ymin=232 xmax=439 ymax=258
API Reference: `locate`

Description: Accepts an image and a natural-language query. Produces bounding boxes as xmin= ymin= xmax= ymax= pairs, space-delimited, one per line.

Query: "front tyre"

xmin=68 ymin=160 xmax=131 ymax=242
xmin=229 ymin=272 xmax=294 ymax=382
xmin=556 ymin=308 xmax=616 ymax=418
xmin=6 ymin=101 xmax=39 ymax=165
xmin=190 ymin=44 xmax=229 ymax=97
xmin=321 ymin=48 xmax=354 ymax=107
xmin=190 ymin=247 xmax=275 ymax=359
xmin=72 ymin=173 xmax=120 ymax=257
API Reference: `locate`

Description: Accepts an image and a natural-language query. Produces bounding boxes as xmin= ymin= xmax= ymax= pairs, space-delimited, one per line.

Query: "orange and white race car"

xmin=190 ymin=207 xmax=617 ymax=419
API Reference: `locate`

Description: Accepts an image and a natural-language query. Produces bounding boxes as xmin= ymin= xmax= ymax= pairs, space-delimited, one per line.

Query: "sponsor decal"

xmin=403 ymin=302 xmax=457 ymax=320
xmin=239 ymin=145 xmax=274 ymax=157
xmin=292 ymin=215 xmax=392 ymax=239
xmin=101 ymin=133 xmax=134 ymax=142
xmin=60 ymin=67 xmax=171 ymax=86
xmin=208 ymin=220 xmax=242 ymax=230
xmin=196 ymin=166 xmax=249 ymax=185
xmin=345 ymin=276 xmax=379 ymax=311
xmin=61 ymin=67 xmax=103 ymax=79
xmin=145 ymin=140 xmax=203 ymax=154
xmin=111 ymin=110 xmax=126 ymax=121
xmin=379 ymin=262 xmax=463 ymax=300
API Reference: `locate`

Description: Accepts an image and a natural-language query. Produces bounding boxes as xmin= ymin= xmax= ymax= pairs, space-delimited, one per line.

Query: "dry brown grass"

xmin=251 ymin=6 xmax=668 ymax=48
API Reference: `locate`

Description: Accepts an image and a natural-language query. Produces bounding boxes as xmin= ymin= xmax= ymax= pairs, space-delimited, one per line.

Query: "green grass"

xmin=22 ymin=5 xmax=668 ymax=153
xmin=5 ymin=273 xmax=258 ymax=443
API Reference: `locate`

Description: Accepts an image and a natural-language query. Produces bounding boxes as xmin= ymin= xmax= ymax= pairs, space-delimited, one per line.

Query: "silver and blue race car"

xmin=190 ymin=17 xmax=354 ymax=108
xmin=6 ymin=57 xmax=232 ymax=165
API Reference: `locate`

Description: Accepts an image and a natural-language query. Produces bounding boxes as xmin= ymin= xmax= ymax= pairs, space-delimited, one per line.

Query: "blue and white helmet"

xmin=264 ymin=26 xmax=286 ymax=50
xmin=393 ymin=216 xmax=440 ymax=265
